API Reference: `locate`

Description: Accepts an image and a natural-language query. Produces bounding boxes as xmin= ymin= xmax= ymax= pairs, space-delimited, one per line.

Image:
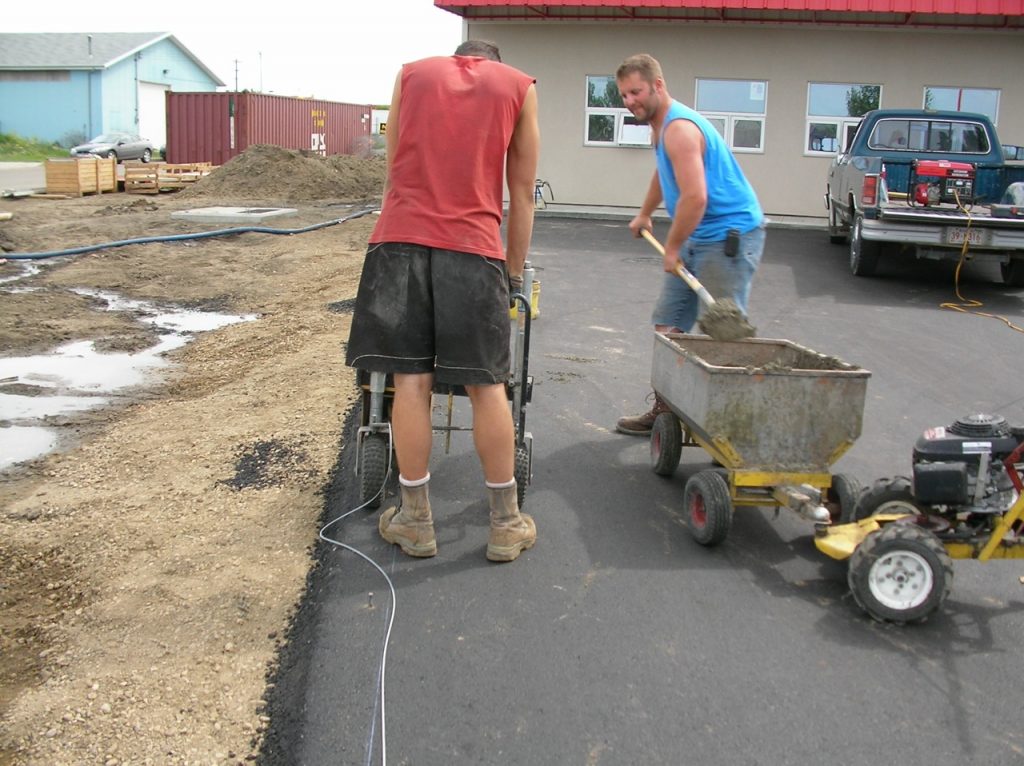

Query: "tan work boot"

xmin=615 ymin=392 xmax=670 ymax=436
xmin=379 ymin=480 xmax=437 ymax=557
xmin=486 ymin=482 xmax=536 ymax=562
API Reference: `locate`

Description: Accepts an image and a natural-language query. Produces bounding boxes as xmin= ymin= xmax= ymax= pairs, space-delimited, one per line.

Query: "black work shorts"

xmin=345 ymin=242 xmax=512 ymax=386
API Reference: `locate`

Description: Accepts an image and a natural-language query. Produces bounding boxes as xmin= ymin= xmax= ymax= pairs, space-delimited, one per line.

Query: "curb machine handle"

xmin=510 ymin=266 xmax=534 ymax=445
xmin=1005 ymin=439 xmax=1024 ymax=493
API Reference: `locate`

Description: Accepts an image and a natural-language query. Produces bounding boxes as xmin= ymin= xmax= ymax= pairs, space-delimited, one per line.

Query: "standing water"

xmin=0 ymin=287 xmax=256 ymax=470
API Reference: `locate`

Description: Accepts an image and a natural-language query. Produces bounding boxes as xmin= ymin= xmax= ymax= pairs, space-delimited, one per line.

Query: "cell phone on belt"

xmin=725 ymin=228 xmax=740 ymax=258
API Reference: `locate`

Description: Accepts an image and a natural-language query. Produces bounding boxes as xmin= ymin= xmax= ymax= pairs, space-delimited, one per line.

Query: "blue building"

xmin=0 ymin=32 xmax=224 ymax=151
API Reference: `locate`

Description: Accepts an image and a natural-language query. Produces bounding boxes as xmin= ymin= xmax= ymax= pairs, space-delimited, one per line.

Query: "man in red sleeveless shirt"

xmin=346 ymin=40 xmax=540 ymax=563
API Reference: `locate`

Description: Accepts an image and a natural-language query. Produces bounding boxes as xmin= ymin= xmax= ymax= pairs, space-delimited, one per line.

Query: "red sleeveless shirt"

xmin=369 ymin=55 xmax=535 ymax=261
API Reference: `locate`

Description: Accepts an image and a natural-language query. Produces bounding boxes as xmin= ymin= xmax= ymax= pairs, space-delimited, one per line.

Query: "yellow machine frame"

xmin=815 ymin=491 xmax=1024 ymax=561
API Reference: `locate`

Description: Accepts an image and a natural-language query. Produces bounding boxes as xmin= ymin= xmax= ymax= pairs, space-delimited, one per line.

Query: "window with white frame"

xmin=806 ymin=82 xmax=881 ymax=156
xmin=695 ymin=78 xmax=766 ymax=153
xmin=584 ymin=75 xmax=652 ymax=148
xmin=924 ymin=86 xmax=1000 ymax=124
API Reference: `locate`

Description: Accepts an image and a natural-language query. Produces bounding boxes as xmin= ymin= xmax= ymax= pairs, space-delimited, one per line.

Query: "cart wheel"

xmin=360 ymin=434 xmax=390 ymax=510
xmin=827 ymin=472 xmax=864 ymax=524
xmin=683 ymin=470 xmax=732 ymax=546
xmin=852 ymin=476 xmax=926 ymax=522
xmin=847 ymin=522 xmax=952 ymax=624
xmin=650 ymin=412 xmax=682 ymax=477
xmin=514 ymin=445 xmax=531 ymax=510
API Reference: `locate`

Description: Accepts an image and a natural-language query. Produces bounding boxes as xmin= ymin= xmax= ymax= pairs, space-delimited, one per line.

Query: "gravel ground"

xmin=0 ymin=147 xmax=384 ymax=765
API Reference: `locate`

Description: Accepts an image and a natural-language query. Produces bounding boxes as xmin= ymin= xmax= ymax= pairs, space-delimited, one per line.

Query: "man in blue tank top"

xmin=614 ymin=53 xmax=766 ymax=436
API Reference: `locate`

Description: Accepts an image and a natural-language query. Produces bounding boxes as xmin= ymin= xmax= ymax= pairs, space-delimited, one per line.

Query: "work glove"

xmin=508 ymin=273 xmax=524 ymax=309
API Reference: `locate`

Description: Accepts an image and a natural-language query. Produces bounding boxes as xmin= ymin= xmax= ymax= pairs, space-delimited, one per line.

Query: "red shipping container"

xmin=165 ymin=92 xmax=373 ymax=165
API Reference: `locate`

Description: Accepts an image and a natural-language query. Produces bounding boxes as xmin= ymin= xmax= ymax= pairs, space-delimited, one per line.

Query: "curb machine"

xmin=648 ymin=332 xmax=1024 ymax=624
xmin=817 ymin=413 xmax=1024 ymax=624
xmin=353 ymin=264 xmax=536 ymax=511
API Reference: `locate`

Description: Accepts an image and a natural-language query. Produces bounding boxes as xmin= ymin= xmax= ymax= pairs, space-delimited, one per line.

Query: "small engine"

xmin=910 ymin=159 xmax=975 ymax=206
xmin=912 ymin=413 xmax=1023 ymax=514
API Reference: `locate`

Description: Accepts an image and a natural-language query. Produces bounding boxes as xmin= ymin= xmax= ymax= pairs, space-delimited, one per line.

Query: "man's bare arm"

xmin=662 ymin=119 xmax=707 ymax=271
xmin=505 ymin=84 xmax=540 ymax=278
xmin=629 ymin=171 xmax=663 ymax=238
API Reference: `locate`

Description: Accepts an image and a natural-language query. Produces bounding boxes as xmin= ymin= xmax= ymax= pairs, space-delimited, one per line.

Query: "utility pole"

xmin=234 ymin=59 xmax=240 ymax=92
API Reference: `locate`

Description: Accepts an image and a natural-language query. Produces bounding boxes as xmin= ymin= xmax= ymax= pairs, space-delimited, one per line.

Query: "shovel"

xmin=640 ymin=229 xmax=755 ymax=341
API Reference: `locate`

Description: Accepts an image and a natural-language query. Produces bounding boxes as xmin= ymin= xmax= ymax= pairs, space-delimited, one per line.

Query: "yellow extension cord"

xmin=938 ymin=190 xmax=1024 ymax=334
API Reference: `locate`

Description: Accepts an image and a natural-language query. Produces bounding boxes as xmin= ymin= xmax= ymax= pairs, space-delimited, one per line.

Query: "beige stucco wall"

xmin=464 ymin=20 xmax=1024 ymax=220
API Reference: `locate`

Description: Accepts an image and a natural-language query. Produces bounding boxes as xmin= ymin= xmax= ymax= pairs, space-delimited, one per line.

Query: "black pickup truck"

xmin=825 ymin=108 xmax=1024 ymax=285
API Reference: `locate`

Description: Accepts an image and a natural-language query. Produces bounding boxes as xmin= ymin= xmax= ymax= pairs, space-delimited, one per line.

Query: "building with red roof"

xmin=433 ymin=0 xmax=1022 ymax=219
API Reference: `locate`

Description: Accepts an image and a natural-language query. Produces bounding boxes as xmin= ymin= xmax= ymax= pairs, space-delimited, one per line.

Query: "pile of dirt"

xmin=180 ymin=144 xmax=387 ymax=203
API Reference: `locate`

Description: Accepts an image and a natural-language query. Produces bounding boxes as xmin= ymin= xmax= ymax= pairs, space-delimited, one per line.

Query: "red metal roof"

xmin=438 ymin=0 xmax=1021 ymax=10
xmin=436 ymin=0 xmax=1024 ymax=26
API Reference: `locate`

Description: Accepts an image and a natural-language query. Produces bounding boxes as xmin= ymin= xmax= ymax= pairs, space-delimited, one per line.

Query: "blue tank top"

xmin=655 ymin=100 xmax=763 ymax=242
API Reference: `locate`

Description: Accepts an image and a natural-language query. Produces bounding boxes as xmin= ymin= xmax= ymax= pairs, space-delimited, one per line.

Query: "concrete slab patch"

xmin=171 ymin=206 xmax=298 ymax=224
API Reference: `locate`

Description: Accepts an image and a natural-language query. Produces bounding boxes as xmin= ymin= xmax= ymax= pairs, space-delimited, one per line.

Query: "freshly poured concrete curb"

xmin=171 ymin=206 xmax=298 ymax=224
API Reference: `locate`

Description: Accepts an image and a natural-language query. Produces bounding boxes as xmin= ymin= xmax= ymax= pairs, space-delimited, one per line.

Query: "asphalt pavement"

xmin=250 ymin=220 xmax=1024 ymax=764
xmin=0 ymin=161 xmax=45 ymax=196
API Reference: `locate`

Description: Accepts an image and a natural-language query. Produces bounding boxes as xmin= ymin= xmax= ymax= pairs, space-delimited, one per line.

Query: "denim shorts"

xmin=651 ymin=224 xmax=766 ymax=331
xmin=345 ymin=242 xmax=511 ymax=385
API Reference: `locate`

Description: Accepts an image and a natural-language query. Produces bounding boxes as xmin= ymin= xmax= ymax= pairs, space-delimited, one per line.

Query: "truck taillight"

xmin=862 ymin=175 xmax=878 ymax=206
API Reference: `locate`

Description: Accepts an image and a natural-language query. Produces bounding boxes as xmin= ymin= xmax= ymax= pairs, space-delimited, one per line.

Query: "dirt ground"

xmin=0 ymin=146 xmax=386 ymax=764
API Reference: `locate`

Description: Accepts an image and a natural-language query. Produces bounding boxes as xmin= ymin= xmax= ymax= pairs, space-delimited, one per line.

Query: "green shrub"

xmin=0 ymin=132 xmax=68 ymax=162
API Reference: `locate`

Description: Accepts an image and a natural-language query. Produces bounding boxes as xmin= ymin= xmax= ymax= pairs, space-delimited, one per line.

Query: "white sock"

xmin=399 ymin=473 xmax=430 ymax=488
xmin=485 ymin=478 xmax=515 ymax=490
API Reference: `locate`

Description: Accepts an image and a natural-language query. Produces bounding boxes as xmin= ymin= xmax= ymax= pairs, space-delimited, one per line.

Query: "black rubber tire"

xmin=105 ymin=150 xmax=117 ymax=160
xmin=827 ymin=472 xmax=863 ymax=524
xmin=650 ymin=411 xmax=682 ymax=477
xmin=827 ymin=194 xmax=847 ymax=244
xmin=141 ymin=148 xmax=152 ymax=163
xmin=1001 ymin=259 xmax=1024 ymax=287
xmin=852 ymin=476 xmax=927 ymax=522
xmin=847 ymin=522 xmax=953 ymax=624
xmin=683 ymin=469 xmax=732 ymax=546
xmin=359 ymin=434 xmax=390 ymax=510
xmin=849 ymin=214 xmax=880 ymax=277
xmin=514 ymin=445 xmax=531 ymax=510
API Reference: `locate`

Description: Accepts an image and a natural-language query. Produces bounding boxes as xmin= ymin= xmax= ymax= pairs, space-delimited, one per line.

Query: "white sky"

xmin=3 ymin=1 xmax=466 ymax=105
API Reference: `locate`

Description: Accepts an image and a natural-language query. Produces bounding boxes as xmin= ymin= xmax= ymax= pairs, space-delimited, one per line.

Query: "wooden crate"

xmin=157 ymin=162 xmax=214 ymax=189
xmin=45 ymin=157 xmax=116 ymax=195
xmin=123 ymin=162 xmax=161 ymax=194
xmin=124 ymin=162 xmax=214 ymax=194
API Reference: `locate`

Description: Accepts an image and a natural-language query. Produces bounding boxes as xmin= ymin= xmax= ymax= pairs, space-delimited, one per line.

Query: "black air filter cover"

xmin=914 ymin=414 xmax=1018 ymax=464
xmin=949 ymin=413 xmax=1010 ymax=438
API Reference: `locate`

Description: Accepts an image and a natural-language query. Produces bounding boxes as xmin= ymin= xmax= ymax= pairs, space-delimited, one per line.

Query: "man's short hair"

xmin=454 ymin=40 xmax=502 ymax=62
xmin=616 ymin=54 xmax=663 ymax=85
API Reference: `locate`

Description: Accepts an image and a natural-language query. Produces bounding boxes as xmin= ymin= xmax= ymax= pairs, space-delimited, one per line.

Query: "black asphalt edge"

xmin=256 ymin=396 xmax=361 ymax=764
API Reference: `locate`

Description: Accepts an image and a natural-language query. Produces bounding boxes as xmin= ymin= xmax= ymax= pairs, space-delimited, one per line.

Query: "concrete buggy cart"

xmin=352 ymin=265 xmax=537 ymax=512
xmin=647 ymin=335 xmax=873 ymax=597
xmin=649 ymin=332 xmax=870 ymax=539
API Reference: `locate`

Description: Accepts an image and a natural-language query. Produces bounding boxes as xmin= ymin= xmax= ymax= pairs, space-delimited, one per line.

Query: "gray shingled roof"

xmin=0 ymin=32 xmax=224 ymax=85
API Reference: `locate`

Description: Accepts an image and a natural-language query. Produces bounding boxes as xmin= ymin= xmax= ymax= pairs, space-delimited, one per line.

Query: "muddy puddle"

xmin=0 ymin=288 xmax=255 ymax=470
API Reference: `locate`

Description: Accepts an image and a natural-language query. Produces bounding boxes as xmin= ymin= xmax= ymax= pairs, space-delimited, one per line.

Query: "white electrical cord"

xmin=318 ymin=431 xmax=396 ymax=766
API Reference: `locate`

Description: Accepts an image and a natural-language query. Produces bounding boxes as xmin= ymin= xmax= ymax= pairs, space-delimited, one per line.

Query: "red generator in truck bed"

xmin=911 ymin=159 xmax=976 ymax=206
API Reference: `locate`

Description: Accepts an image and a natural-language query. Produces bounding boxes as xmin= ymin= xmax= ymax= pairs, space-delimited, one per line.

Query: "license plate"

xmin=944 ymin=226 xmax=989 ymax=246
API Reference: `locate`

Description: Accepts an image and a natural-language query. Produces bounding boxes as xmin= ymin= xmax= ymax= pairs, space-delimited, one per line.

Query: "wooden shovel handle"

xmin=639 ymin=229 xmax=716 ymax=306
